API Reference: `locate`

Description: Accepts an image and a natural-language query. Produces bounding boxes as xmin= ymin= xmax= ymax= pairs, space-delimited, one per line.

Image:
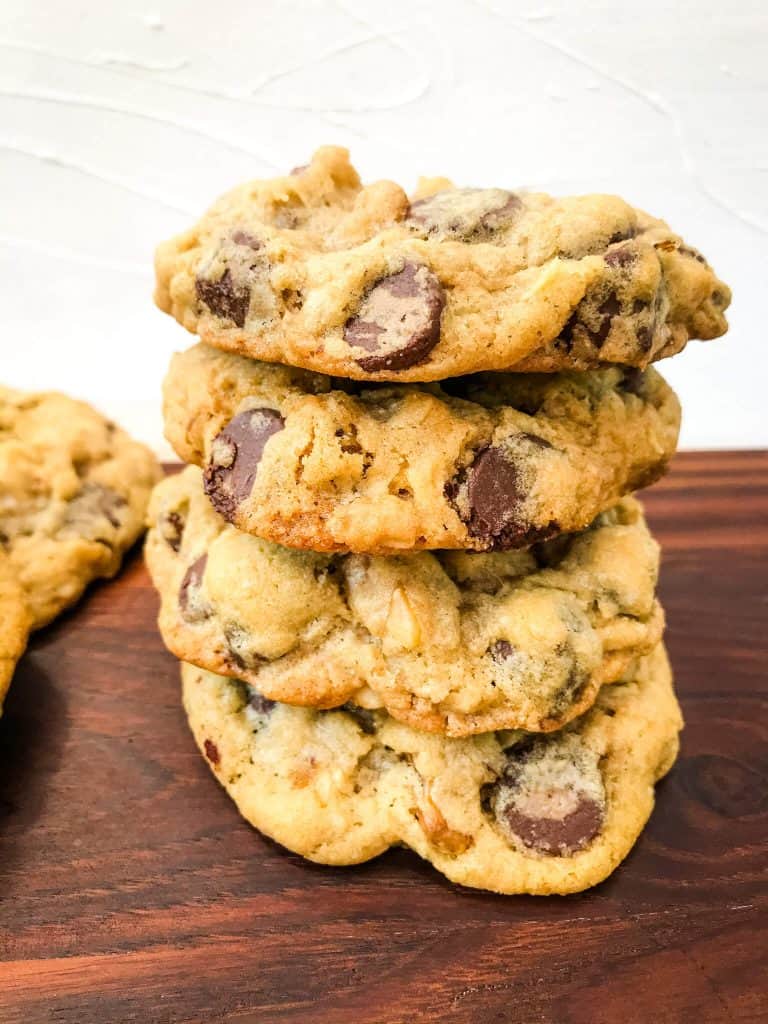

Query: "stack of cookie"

xmin=146 ymin=148 xmax=729 ymax=895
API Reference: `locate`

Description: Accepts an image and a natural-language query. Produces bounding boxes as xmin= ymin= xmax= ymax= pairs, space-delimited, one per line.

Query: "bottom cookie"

xmin=182 ymin=643 xmax=682 ymax=895
xmin=0 ymin=555 xmax=30 ymax=711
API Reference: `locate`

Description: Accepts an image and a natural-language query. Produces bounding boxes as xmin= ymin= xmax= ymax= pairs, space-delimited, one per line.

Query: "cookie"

xmin=181 ymin=642 xmax=682 ymax=895
xmin=0 ymin=385 xmax=162 ymax=629
xmin=155 ymin=146 xmax=729 ymax=382
xmin=163 ymin=343 xmax=680 ymax=554
xmin=0 ymin=554 xmax=30 ymax=710
xmin=147 ymin=466 xmax=664 ymax=736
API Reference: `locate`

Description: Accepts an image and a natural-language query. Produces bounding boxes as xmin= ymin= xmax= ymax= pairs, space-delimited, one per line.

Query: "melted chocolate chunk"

xmin=488 ymin=639 xmax=516 ymax=662
xmin=195 ymin=231 xmax=268 ymax=327
xmin=344 ymin=262 xmax=445 ymax=372
xmin=501 ymin=792 xmax=603 ymax=854
xmin=464 ymin=446 xmax=522 ymax=543
xmin=59 ymin=484 xmax=127 ymax=544
xmin=249 ymin=691 xmax=277 ymax=717
xmin=231 ymin=229 xmax=262 ymax=250
xmin=225 ymin=623 xmax=265 ymax=672
xmin=245 ymin=687 xmax=277 ymax=731
xmin=203 ymin=739 xmax=220 ymax=764
xmin=592 ymin=293 xmax=622 ymax=345
xmin=605 ymin=245 xmax=638 ymax=269
xmin=178 ymin=554 xmax=209 ymax=622
xmin=94 ymin=486 xmax=127 ymax=528
xmin=446 ymin=435 xmax=556 ymax=549
xmin=196 ymin=268 xmax=251 ymax=328
xmin=162 ymin=510 xmax=185 ymax=552
xmin=488 ymin=736 xmax=605 ymax=856
xmin=340 ymin=704 xmax=377 ymax=735
xmin=559 ymin=289 xmax=622 ymax=350
xmin=407 ymin=188 xmax=522 ymax=241
xmin=204 ymin=408 xmax=284 ymax=521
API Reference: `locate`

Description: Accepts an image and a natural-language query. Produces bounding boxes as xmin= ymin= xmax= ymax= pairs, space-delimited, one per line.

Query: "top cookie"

xmin=155 ymin=146 xmax=730 ymax=382
xmin=0 ymin=385 xmax=162 ymax=629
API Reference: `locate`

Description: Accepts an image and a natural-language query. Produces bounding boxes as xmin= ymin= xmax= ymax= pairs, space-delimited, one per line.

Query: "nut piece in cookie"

xmin=487 ymin=733 xmax=605 ymax=855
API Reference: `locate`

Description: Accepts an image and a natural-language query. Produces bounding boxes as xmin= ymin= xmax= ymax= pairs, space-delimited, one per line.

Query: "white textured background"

xmin=1 ymin=0 xmax=765 ymax=456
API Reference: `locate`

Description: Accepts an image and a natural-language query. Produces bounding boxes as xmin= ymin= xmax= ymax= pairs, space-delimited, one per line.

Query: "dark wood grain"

xmin=1 ymin=451 xmax=766 ymax=1024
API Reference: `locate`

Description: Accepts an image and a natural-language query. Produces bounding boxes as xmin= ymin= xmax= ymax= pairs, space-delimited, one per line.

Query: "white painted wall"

xmin=1 ymin=0 xmax=765 ymax=456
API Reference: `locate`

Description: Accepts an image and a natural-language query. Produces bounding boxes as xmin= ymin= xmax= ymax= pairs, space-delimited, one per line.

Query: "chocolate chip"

xmin=489 ymin=639 xmax=516 ymax=662
xmin=178 ymin=554 xmax=209 ymax=622
xmin=340 ymin=704 xmax=377 ymax=734
xmin=637 ymin=286 xmax=665 ymax=353
xmin=463 ymin=446 xmax=522 ymax=543
xmin=501 ymin=789 xmax=603 ymax=855
xmin=231 ymin=229 xmax=262 ymax=250
xmin=605 ymin=246 xmax=637 ymax=269
xmin=592 ymin=293 xmax=621 ymax=345
xmin=607 ymin=227 xmax=637 ymax=244
xmin=559 ymin=289 xmax=621 ymax=350
xmin=195 ymin=231 xmax=268 ymax=327
xmin=344 ymin=262 xmax=445 ymax=372
xmin=225 ymin=623 xmax=265 ymax=672
xmin=679 ymin=244 xmax=707 ymax=265
xmin=249 ymin=691 xmax=277 ymax=717
xmin=203 ymin=738 xmax=220 ymax=764
xmin=407 ymin=188 xmax=522 ymax=241
xmin=177 ymin=557 xmax=207 ymax=618
xmin=60 ymin=484 xmax=127 ymax=539
xmin=488 ymin=736 xmax=605 ymax=856
xmin=446 ymin=435 xmax=556 ymax=549
xmin=245 ymin=687 xmax=276 ymax=731
xmin=162 ymin=510 xmax=185 ymax=552
xmin=549 ymin=664 xmax=590 ymax=716
xmin=196 ymin=268 xmax=251 ymax=328
xmin=204 ymin=408 xmax=284 ymax=521
xmin=97 ymin=488 xmax=126 ymax=528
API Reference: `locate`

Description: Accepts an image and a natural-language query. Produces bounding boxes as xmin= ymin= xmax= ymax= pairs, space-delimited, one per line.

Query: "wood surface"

xmin=1 ymin=451 xmax=766 ymax=1024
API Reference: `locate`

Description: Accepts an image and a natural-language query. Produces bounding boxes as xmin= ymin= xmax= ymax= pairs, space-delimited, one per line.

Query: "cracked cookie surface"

xmin=0 ymin=554 xmax=30 ymax=710
xmin=0 ymin=385 xmax=162 ymax=628
xmin=155 ymin=146 xmax=729 ymax=381
xmin=164 ymin=344 xmax=680 ymax=554
xmin=147 ymin=466 xmax=664 ymax=736
xmin=181 ymin=643 xmax=682 ymax=895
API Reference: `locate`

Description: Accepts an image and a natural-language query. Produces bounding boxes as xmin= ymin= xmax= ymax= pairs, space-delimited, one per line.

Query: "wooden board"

xmin=1 ymin=451 xmax=766 ymax=1024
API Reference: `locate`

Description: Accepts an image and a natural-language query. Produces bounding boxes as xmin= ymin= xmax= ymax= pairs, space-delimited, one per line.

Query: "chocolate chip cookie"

xmin=181 ymin=642 xmax=682 ymax=895
xmin=0 ymin=554 xmax=30 ymax=710
xmin=0 ymin=385 xmax=162 ymax=628
xmin=163 ymin=344 xmax=680 ymax=554
xmin=155 ymin=146 xmax=729 ymax=381
xmin=147 ymin=466 xmax=664 ymax=736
